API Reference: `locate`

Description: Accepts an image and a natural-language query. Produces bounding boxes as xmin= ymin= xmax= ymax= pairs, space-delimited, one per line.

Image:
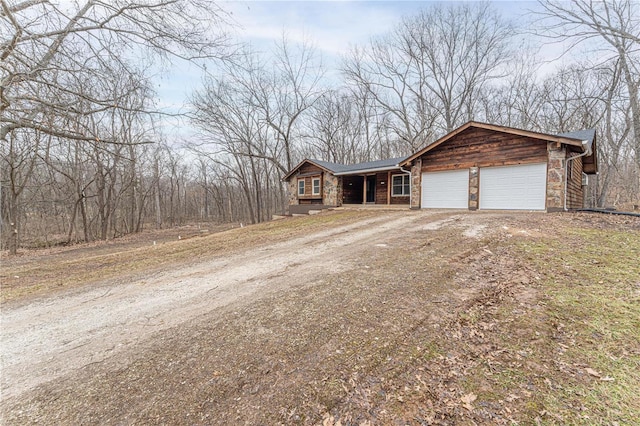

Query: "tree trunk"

xmin=618 ymin=51 xmax=640 ymax=194
xmin=7 ymin=192 xmax=19 ymax=255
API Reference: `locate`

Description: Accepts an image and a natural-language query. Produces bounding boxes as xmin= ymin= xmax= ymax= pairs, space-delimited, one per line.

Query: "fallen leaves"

xmin=585 ymin=367 xmax=600 ymax=377
xmin=460 ymin=392 xmax=477 ymax=411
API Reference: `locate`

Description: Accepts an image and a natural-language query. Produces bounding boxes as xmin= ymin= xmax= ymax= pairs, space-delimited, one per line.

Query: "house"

xmin=283 ymin=121 xmax=598 ymax=213
xmin=282 ymin=157 xmax=411 ymax=214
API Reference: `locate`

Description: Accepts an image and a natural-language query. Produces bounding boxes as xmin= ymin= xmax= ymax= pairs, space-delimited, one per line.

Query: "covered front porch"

xmin=283 ymin=157 xmax=412 ymax=215
xmin=340 ymin=171 xmax=410 ymax=206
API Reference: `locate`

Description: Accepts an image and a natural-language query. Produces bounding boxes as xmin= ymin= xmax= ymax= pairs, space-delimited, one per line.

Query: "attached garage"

xmin=400 ymin=122 xmax=598 ymax=212
xmin=479 ymin=163 xmax=547 ymax=210
xmin=421 ymin=169 xmax=469 ymax=208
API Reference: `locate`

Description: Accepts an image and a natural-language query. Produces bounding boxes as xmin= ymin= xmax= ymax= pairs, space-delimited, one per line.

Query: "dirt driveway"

xmin=1 ymin=212 xmax=445 ymax=397
xmin=2 ymin=210 xmax=638 ymax=424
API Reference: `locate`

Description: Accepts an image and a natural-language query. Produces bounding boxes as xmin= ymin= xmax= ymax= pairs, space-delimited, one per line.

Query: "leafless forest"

xmin=2 ymin=0 xmax=639 ymax=254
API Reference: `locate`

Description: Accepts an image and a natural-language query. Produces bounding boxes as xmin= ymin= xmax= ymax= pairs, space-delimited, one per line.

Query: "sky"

xmin=155 ymin=0 xmax=551 ymax=145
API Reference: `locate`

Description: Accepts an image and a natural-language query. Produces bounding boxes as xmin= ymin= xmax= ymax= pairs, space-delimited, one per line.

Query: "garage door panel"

xmin=479 ymin=163 xmax=546 ymax=210
xmin=421 ymin=169 xmax=469 ymax=209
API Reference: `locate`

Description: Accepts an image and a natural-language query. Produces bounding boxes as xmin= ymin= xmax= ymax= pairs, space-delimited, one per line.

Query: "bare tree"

xmin=535 ymin=0 xmax=640 ymax=183
xmin=595 ymin=59 xmax=635 ymax=207
xmin=307 ymin=90 xmax=367 ymax=163
xmin=190 ymin=38 xmax=324 ymax=221
xmin=1 ymin=0 xmax=230 ymax=144
xmin=477 ymin=47 xmax=545 ymax=129
xmin=247 ymin=35 xmax=325 ymax=171
xmin=343 ymin=39 xmax=438 ymax=153
xmin=536 ymin=65 xmax=604 ymax=133
xmin=1 ymin=129 xmax=44 ymax=254
xmin=344 ymin=1 xmax=512 ymax=151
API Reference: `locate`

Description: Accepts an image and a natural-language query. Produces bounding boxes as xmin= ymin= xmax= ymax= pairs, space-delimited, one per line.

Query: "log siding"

xmin=296 ymin=163 xmax=323 ymax=201
xmin=375 ymin=172 xmax=387 ymax=204
xmin=420 ymin=127 xmax=548 ymax=173
xmin=566 ymin=156 xmax=584 ymax=210
xmin=342 ymin=175 xmax=363 ymax=204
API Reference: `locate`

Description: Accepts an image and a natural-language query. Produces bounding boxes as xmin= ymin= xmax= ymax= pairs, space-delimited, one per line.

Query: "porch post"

xmin=362 ymin=175 xmax=367 ymax=204
xmin=387 ymin=171 xmax=391 ymax=205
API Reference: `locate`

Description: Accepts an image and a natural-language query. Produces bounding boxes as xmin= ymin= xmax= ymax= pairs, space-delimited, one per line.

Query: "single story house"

xmin=283 ymin=121 xmax=598 ymax=213
xmin=282 ymin=157 xmax=412 ymax=214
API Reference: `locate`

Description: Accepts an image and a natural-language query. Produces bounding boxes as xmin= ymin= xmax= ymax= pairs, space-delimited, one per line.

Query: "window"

xmin=392 ymin=174 xmax=410 ymax=196
xmin=567 ymin=160 xmax=573 ymax=181
xmin=312 ymin=177 xmax=321 ymax=195
xmin=298 ymin=179 xmax=305 ymax=196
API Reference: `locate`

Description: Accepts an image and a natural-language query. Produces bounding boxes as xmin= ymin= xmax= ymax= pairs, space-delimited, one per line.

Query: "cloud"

xmin=224 ymin=1 xmax=424 ymax=58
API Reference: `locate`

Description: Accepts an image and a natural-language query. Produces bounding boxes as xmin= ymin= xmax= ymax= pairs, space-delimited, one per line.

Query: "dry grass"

xmin=2 ymin=211 xmax=639 ymax=425
xmin=513 ymin=227 xmax=640 ymax=424
xmin=1 ymin=210 xmax=377 ymax=303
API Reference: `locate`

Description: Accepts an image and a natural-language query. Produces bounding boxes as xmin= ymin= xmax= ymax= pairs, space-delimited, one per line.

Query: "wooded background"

xmin=2 ymin=0 xmax=639 ymax=254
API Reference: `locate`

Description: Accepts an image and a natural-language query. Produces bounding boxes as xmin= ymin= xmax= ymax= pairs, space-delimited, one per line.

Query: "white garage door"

xmin=421 ymin=169 xmax=469 ymax=208
xmin=480 ymin=163 xmax=547 ymax=210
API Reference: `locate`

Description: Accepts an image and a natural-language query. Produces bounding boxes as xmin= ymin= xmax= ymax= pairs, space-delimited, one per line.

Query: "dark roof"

xmin=285 ymin=125 xmax=599 ymax=181
xmin=557 ymin=128 xmax=595 ymax=142
xmin=306 ymin=159 xmax=349 ymax=174
xmin=330 ymin=156 xmax=406 ymax=174
xmin=283 ymin=156 xmax=406 ymax=180
xmin=557 ymin=128 xmax=596 ymax=148
xmin=558 ymin=128 xmax=597 ymax=174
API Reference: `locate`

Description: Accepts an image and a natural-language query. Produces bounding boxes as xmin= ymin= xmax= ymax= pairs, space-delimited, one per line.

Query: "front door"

xmin=366 ymin=175 xmax=376 ymax=203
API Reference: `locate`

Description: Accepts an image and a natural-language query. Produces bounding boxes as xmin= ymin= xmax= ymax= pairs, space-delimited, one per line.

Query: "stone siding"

xmin=468 ymin=167 xmax=479 ymax=210
xmin=287 ymin=178 xmax=299 ymax=206
xmin=547 ymin=142 xmax=566 ymax=211
xmin=323 ymin=172 xmax=341 ymax=206
xmin=410 ymin=158 xmax=422 ymax=208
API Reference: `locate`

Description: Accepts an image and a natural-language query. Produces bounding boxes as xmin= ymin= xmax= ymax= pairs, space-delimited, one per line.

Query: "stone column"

xmin=323 ymin=172 xmax=339 ymax=207
xmin=288 ymin=178 xmax=299 ymax=206
xmin=547 ymin=142 xmax=566 ymax=211
xmin=469 ymin=167 xmax=479 ymax=210
xmin=410 ymin=158 xmax=422 ymax=209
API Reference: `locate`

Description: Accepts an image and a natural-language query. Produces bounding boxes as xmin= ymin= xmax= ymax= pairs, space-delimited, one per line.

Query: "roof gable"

xmin=282 ymin=159 xmax=340 ymax=181
xmin=401 ymin=121 xmax=589 ymax=166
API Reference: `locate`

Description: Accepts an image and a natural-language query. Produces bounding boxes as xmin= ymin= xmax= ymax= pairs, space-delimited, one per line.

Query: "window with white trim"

xmin=298 ymin=179 xmax=305 ymax=196
xmin=391 ymin=174 xmax=410 ymax=196
xmin=312 ymin=177 xmax=321 ymax=195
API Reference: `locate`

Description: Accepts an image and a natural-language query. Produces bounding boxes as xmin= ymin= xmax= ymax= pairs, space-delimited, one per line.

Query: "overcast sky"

xmin=156 ymin=0 xmax=551 ymax=145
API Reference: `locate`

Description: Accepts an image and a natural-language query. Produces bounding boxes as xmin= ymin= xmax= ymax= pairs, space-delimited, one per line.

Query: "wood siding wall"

xmin=389 ymin=172 xmax=410 ymax=205
xmin=375 ymin=172 xmax=387 ymax=204
xmin=342 ymin=176 xmax=363 ymax=203
xmin=296 ymin=163 xmax=323 ymax=200
xmin=566 ymin=157 xmax=584 ymax=209
xmin=340 ymin=172 xmax=409 ymax=205
xmin=298 ymin=163 xmax=323 ymax=175
xmin=421 ymin=127 xmax=548 ymax=172
xmin=390 ymin=195 xmax=410 ymax=204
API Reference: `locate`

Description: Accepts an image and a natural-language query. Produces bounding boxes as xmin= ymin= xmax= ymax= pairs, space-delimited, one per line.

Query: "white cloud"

xmin=223 ymin=1 xmax=424 ymax=58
